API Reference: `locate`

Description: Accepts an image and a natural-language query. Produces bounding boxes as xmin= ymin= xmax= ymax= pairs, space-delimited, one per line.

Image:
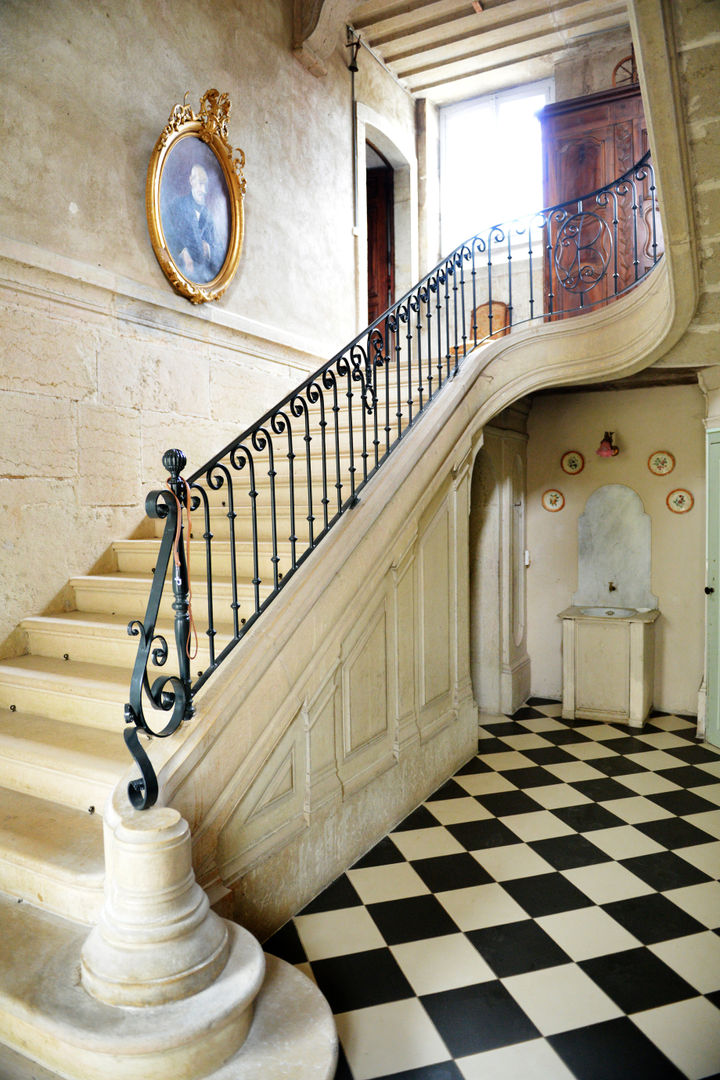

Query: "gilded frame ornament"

xmin=146 ymin=89 xmax=246 ymax=304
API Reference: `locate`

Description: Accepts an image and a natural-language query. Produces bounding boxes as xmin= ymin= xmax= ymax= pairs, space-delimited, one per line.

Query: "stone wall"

xmin=0 ymin=0 xmax=417 ymax=655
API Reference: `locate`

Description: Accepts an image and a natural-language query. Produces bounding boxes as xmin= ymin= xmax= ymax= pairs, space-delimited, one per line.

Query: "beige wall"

xmin=0 ymin=0 xmax=417 ymax=654
xmin=526 ymin=383 xmax=706 ymax=714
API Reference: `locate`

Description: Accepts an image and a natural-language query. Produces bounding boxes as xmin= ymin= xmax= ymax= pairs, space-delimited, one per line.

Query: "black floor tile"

xmin=549 ymin=1016 xmax=685 ymax=1079
xmin=302 ymin=874 xmax=362 ymax=914
xmin=707 ymin=988 xmax=720 ymax=1010
xmin=456 ymin=756 xmax=491 ymax=776
xmin=521 ymin=746 xmax=576 ymax=765
xmin=411 ymin=853 xmax=493 ymax=893
xmin=502 ymin=872 xmax=594 ymax=917
xmin=352 ymin=836 xmax=406 ymax=868
xmin=620 ymin=851 xmax=712 ymax=891
xmin=526 ymin=696 xmax=561 ymax=706
xmin=393 ymin=807 xmax=443 ymax=832
xmin=571 ymin=777 xmax=641 ymax=802
xmin=311 ymin=947 xmax=413 ymax=1013
xmin=657 ymin=764 xmax=719 ymax=789
xmin=480 ymin=720 xmax=528 ymax=736
xmin=333 ymin=1044 xmax=354 ymax=1080
xmin=368 ymin=1064 xmax=464 ymax=1080
xmin=529 ymin=834 xmax=611 ymax=870
xmin=498 ymin=765 xmax=560 ymax=788
xmin=264 ymin=918 xmax=307 ymax=964
xmin=421 ymin=981 xmax=540 ymax=1057
xmin=477 ymin=737 xmax=516 ymax=755
xmin=475 ymin=789 xmax=542 ymax=816
xmin=602 ymin=893 xmax=706 ymax=944
xmin=427 ymin=779 xmax=471 ymax=801
xmin=446 ymin=818 xmax=522 ymax=851
xmin=467 ymin=918 xmax=570 ymax=976
xmin=588 ymin=756 xmax=647 ymax=777
xmin=551 ymin=802 xmax=626 ymax=833
xmin=635 ymin=817 xmax=715 ymax=850
xmin=580 ymin=947 xmax=697 ymax=1013
xmin=540 ymin=729 xmax=594 ymax=746
xmin=367 ymin=896 xmax=460 ymax=945
xmin=509 ymin=705 xmax=546 ymax=720
xmin=602 ymin=735 xmax=655 ymax=755
xmin=669 ymin=744 xmax=720 ymax=765
xmin=648 ymin=788 xmax=720 ymax=817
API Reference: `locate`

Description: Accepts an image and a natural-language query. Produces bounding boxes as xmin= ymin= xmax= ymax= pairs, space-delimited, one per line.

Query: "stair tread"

xmin=0 ymin=788 xmax=104 ymax=881
xmin=0 ymin=654 xmax=131 ymax=695
xmin=21 ymin=611 xmax=238 ymax=636
xmin=0 ymin=709 xmax=128 ymax=780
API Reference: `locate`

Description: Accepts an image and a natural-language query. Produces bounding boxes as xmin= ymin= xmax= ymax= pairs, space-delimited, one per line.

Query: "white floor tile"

xmin=677 ymin=841 xmax=720 ymax=878
xmin=518 ymin=716 xmax=566 ymax=732
xmin=543 ymin=761 xmax=607 ymax=782
xmin=561 ymin=862 xmax=652 ymax=904
xmin=502 ymin=810 xmax=575 ymax=843
xmin=294 ymin=906 xmax=385 ymax=961
xmin=478 ymin=751 xmax=535 ymax=772
xmin=650 ymin=931 xmax=720 ymax=993
xmin=664 ymin=881 xmax=720 ymax=928
xmin=646 ymin=715 xmax=698 ymax=733
xmin=626 ymin=749 xmax=692 ymax=771
xmin=686 ymin=809 xmax=720 ymax=840
xmin=335 ymin=999 xmax=450 ymax=1080
xmin=701 ymin=759 xmax=720 ymax=778
xmin=437 ymin=882 xmax=528 ymax=930
xmin=455 ymin=773 xmax=516 ymax=797
xmin=498 ymin=733 xmax=554 ymax=750
xmin=634 ymin=730 xmax=693 ymax=749
xmin=572 ymin=723 xmax=629 ymax=742
xmin=391 ymin=933 xmax=495 ymax=995
xmin=610 ymin=771 xmax=680 ymax=795
xmin=696 ymin=783 xmax=720 ymax=807
xmin=586 ymin=825 xmax=665 ymax=860
xmin=472 ymin=843 xmax=554 ymax=882
xmin=428 ymin=797 xmax=493 ymax=825
xmin=390 ymin=826 xmax=465 ymax=861
xmin=600 ymin=795 xmax=674 ymax=824
xmin=502 ymin=963 xmax=622 ymax=1036
xmin=536 ymin=906 xmax=641 ymax=960
xmin=523 ymin=783 xmax=591 ymax=809
xmin=458 ymin=1037 xmax=576 ymax=1079
xmin=633 ymin=997 xmax=720 ymax=1080
xmin=347 ymin=862 xmax=430 ymax=905
xmin=563 ymin=742 xmax=619 ymax=761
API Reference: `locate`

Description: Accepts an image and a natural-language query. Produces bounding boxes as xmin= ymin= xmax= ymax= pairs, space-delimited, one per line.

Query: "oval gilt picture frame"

xmin=146 ymin=89 xmax=246 ymax=304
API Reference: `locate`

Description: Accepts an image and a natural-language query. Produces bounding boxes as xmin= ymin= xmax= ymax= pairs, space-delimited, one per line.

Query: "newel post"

xmin=163 ymin=448 xmax=195 ymax=723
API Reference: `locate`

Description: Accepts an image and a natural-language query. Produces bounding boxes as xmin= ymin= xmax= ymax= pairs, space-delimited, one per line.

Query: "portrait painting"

xmin=146 ymin=90 xmax=246 ymax=304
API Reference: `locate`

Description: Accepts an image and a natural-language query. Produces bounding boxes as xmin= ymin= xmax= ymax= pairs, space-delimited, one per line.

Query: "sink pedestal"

xmin=559 ymin=607 xmax=660 ymax=728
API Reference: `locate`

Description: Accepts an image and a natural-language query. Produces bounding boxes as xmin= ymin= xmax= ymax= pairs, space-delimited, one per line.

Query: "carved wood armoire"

xmin=539 ymin=83 xmax=657 ymax=317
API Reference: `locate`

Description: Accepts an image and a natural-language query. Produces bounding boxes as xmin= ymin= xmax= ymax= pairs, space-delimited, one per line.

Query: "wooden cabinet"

xmin=539 ymin=84 xmax=654 ymax=316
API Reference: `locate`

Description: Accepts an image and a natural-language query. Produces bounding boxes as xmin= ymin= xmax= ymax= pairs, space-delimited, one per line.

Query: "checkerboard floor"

xmin=264 ymin=702 xmax=720 ymax=1080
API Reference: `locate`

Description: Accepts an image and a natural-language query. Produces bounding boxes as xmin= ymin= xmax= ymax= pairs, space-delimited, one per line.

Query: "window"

xmin=440 ymin=80 xmax=554 ymax=253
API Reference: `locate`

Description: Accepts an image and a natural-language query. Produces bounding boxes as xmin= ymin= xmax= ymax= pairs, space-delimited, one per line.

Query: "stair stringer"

xmin=104 ymin=254 xmax=691 ymax=940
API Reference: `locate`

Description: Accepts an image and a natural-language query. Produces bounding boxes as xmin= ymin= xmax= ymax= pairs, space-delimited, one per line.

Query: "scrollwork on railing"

xmin=125 ymin=152 xmax=663 ymax=806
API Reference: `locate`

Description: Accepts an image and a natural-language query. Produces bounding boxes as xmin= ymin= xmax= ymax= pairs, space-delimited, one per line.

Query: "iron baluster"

xmin=322 ymin=368 xmax=343 ymax=517
xmin=209 ymin=463 xmax=240 ymax=638
xmin=506 ymin=229 xmax=513 ymax=330
xmin=190 ymin=482 xmax=216 ymax=670
xmin=292 ymin=395 xmax=315 ymax=547
xmin=308 ymin=380 xmax=329 ymax=532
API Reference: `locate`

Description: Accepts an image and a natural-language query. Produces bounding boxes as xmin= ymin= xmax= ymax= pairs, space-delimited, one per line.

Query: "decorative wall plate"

xmin=648 ymin=450 xmax=675 ymax=476
xmin=561 ymin=450 xmax=584 ymax=475
xmin=667 ymin=489 xmax=693 ymax=513
xmin=542 ymin=489 xmax=565 ymax=512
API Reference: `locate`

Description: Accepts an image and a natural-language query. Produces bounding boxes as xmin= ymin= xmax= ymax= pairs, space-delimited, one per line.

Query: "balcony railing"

xmin=124 ymin=152 xmax=662 ymax=808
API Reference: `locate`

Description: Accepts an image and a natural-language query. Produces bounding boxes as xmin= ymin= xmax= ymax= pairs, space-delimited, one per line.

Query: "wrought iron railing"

xmin=124 ymin=152 xmax=662 ymax=807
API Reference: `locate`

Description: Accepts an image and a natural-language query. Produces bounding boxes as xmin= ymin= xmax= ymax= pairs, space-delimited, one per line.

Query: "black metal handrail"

xmin=124 ymin=152 xmax=662 ymax=807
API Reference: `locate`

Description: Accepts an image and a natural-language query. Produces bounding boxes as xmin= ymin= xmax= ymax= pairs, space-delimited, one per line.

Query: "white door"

xmin=706 ymin=432 xmax=720 ymax=748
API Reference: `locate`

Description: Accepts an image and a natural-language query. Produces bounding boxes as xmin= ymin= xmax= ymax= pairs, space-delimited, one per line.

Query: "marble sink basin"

xmin=580 ymin=606 xmax=637 ymax=618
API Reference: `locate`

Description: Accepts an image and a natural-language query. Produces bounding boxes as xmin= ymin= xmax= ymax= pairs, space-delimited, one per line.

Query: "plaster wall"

xmin=0 ymin=0 xmax=417 ymax=655
xmin=526 ymin=383 xmax=706 ymax=714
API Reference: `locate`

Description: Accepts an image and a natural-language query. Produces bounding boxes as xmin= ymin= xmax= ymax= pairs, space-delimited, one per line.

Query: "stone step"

xmin=113 ymin=537 xmax=294 ymax=579
xmin=0 ymin=708 xmax=127 ymax=812
xmin=70 ymin=572 xmax=262 ymax=623
xmin=0 ymin=655 xmax=129 ymax=731
xmin=0 ymin=789 xmax=104 ymax=921
xmin=20 ymin=611 xmax=239 ymax=675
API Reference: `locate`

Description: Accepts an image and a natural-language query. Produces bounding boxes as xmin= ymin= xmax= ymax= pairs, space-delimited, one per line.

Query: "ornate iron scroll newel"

xmin=124 ymin=153 xmax=662 ymax=806
xmin=123 ymin=449 xmax=195 ymax=810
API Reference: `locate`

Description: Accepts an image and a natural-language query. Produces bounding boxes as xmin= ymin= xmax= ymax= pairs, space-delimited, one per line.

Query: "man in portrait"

xmin=165 ymin=163 xmax=224 ymax=283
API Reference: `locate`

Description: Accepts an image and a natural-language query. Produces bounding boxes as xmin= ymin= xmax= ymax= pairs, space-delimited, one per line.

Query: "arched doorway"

xmin=366 ymin=142 xmax=394 ymax=325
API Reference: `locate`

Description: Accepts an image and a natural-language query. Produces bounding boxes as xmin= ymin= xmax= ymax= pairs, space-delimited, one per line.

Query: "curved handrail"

xmin=124 ymin=152 xmax=662 ymax=807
